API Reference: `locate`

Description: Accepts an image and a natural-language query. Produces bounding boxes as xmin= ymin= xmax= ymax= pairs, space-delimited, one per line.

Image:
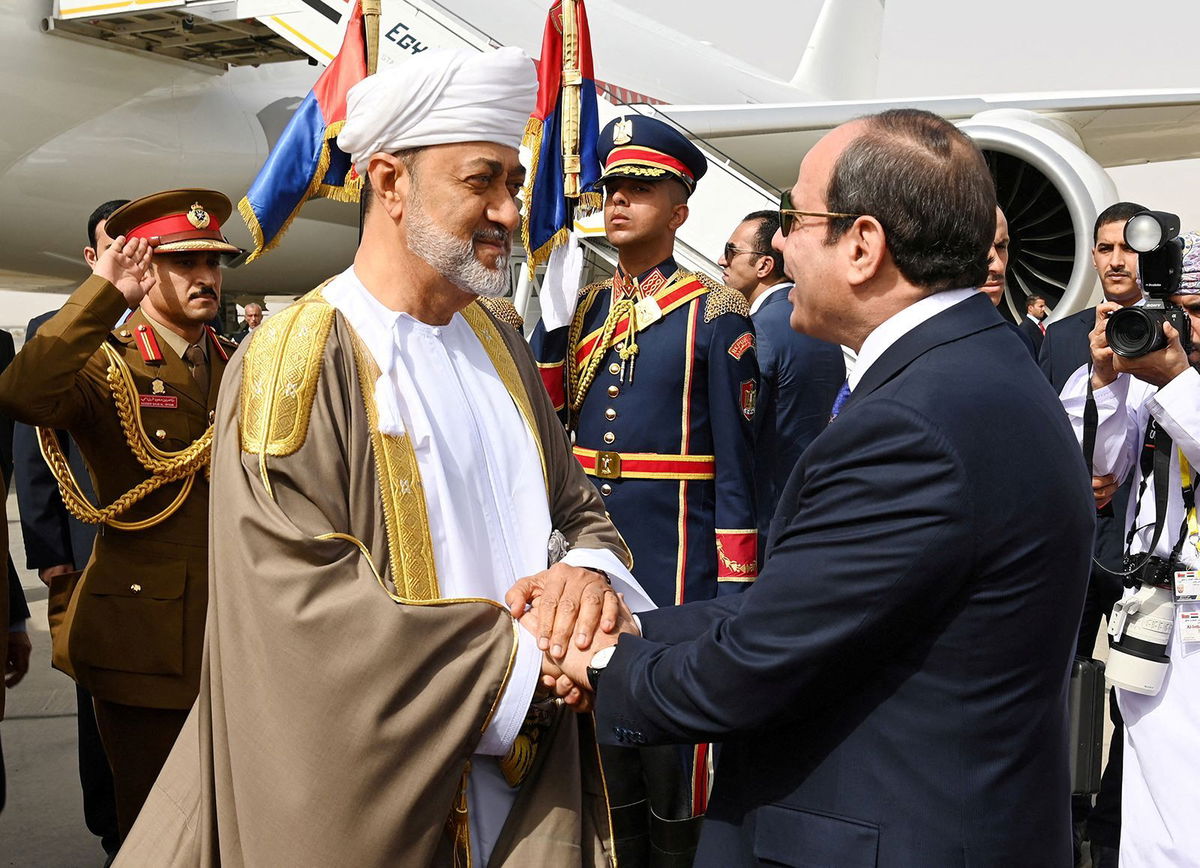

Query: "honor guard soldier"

xmin=531 ymin=116 xmax=759 ymax=867
xmin=0 ymin=189 xmax=239 ymax=840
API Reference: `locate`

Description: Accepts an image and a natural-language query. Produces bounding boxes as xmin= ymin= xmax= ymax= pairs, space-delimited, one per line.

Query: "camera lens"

xmin=1107 ymin=308 xmax=1160 ymax=358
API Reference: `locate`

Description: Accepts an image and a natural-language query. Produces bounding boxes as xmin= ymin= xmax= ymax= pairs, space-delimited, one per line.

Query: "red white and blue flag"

xmin=520 ymin=0 xmax=601 ymax=274
xmin=239 ymin=1 xmax=367 ymax=263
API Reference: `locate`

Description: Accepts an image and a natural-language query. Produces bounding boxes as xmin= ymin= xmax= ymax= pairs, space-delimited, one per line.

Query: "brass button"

xmin=607 ymin=385 xmax=620 ymax=398
xmin=600 ymin=483 xmax=612 ymax=496
xmin=154 ymin=429 xmax=167 ymax=439
xmin=608 ymin=362 xmax=620 ymax=375
xmin=603 ymin=432 xmax=615 ymax=444
xmin=605 ymin=408 xmax=617 ymax=420
xmin=209 ymin=409 xmax=216 ymax=424
xmin=130 ymin=584 xmax=142 ymax=594
xmin=119 ymin=329 xmax=131 ymax=338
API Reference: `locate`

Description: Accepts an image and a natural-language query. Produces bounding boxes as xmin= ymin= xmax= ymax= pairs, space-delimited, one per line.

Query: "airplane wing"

xmin=656 ymin=89 xmax=1200 ymax=189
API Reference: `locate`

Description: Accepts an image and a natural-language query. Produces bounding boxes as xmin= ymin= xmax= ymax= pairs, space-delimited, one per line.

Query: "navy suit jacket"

xmin=1018 ymin=316 xmax=1045 ymax=356
xmin=1039 ymin=307 xmax=1095 ymax=394
xmin=595 ymin=294 xmax=1094 ymax=867
xmin=751 ymin=287 xmax=844 ymax=537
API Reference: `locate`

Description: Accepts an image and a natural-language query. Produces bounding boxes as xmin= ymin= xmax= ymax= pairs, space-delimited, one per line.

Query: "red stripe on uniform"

xmin=539 ymin=364 xmax=566 ymax=411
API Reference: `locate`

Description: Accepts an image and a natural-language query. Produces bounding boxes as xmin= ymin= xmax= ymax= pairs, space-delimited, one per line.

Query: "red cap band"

xmin=126 ymin=213 xmax=224 ymax=241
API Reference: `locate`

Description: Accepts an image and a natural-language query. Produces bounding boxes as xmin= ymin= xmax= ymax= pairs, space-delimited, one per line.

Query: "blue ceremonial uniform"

xmin=532 ymin=257 xmax=760 ymax=607
xmin=750 ymin=284 xmax=844 ymax=537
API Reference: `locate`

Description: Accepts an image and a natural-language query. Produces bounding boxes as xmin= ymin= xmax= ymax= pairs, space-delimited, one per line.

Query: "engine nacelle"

xmin=959 ymin=109 xmax=1118 ymax=324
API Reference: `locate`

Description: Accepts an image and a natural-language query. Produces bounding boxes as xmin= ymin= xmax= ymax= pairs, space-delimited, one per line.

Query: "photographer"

xmin=1060 ymin=230 xmax=1200 ymax=866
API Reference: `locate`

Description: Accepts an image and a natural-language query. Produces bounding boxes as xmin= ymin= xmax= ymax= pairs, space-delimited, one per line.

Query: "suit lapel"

xmin=124 ymin=311 xmax=207 ymax=411
xmin=845 ymin=293 xmax=1003 ymax=413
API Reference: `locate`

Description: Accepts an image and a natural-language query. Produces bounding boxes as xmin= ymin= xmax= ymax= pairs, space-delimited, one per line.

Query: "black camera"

xmin=1106 ymin=210 xmax=1193 ymax=359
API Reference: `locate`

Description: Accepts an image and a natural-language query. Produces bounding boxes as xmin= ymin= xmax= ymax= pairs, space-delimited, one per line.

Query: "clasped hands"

xmin=505 ymin=563 xmax=639 ymax=712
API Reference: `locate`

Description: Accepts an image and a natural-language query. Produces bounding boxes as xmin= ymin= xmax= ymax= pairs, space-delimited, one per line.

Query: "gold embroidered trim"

xmin=461 ymin=302 xmax=549 ymax=495
xmin=345 ymin=326 xmax=441 ymax=602
xmin=476 ymin=296 xmax=525 ymax=332
xmin=240 ymin=290 xmax=335 ymax=498
xmin=700 ymin=274 xmax=750 ymax=322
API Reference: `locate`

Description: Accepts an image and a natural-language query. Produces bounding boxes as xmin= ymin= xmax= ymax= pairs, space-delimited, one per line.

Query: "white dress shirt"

xmin=846 ymin=287 xmax=979 ymax=389
xmin=324 ymin=268 xmax=651 ymax=863
xmin=748 ymin=281 xmax=790 ymax=317
xmin=1060 ymin=362 xmax=1200 ymax=866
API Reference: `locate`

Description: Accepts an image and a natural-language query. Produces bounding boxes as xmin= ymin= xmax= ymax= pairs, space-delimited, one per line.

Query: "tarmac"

xmin=1 ymin=492 xmax=102 ymax=866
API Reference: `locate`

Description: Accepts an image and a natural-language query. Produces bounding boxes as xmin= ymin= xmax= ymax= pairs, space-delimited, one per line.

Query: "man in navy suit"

xmin=1040 ymin=200 xmax=1146 ymax=868
xmin=538 ymin=109 xmax=1095 ymax=866
xmin=717 ymin=210 xmax=844 ymax=539
xmin=1019 ymin=293 xmax=1049 ymax=354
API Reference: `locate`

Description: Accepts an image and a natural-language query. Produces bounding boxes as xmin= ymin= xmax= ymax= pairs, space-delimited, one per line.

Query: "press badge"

xmin=1174 ymin=570 xmax=1200 ymax=602
xmin=1179 ymin=608 xmax=1200 ymax=644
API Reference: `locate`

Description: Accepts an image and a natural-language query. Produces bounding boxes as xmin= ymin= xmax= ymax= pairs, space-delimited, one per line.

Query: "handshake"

xmin=504 ymin=563 xmax=640 ymax=712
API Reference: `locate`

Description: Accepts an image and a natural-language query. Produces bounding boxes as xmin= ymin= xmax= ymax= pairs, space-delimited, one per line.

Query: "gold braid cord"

xmin=568 ymin=283 xmax=636 ymax=413
xmin=36 ymin=342 xmax=211 ymax=531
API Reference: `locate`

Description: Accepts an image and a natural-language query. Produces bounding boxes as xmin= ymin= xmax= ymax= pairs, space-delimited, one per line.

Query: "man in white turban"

xmin=114 ymin=46 xmax=652 ymax=867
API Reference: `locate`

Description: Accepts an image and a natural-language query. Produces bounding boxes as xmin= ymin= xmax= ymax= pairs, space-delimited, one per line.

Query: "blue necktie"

xmin=830 ymin=379 xmax=851 ymax=420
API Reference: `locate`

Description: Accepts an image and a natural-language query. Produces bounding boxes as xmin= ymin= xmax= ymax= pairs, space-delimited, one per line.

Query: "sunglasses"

xmin=722 ymin=242 xmax=771 ymax=262
xmin=778 ymin=189 xmax=860 ymax=237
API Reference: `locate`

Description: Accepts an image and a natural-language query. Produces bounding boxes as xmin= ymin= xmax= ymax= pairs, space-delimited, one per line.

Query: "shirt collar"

xmin=143 ymin=310 xmax=203 ymax=361
xmin=614 ymin=256 xmax=677 ymax=300
xmin=847 ymin=287 xmax=979 ymax=390
xmin=749 ymin=281 xmax=791 ymax=317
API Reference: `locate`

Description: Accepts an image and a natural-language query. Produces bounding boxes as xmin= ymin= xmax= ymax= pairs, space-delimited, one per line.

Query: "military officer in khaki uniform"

xmin=0 ymin=189 xmax=240 ymax=839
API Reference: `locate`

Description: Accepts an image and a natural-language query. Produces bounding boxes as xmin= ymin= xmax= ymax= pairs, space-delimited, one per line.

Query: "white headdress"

xmin=337 ymin=46 xmax=537 ymax=172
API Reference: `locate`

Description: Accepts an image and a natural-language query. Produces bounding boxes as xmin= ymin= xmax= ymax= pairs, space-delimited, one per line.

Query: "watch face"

xmin=591 ymin=645 xmax=616 ymax=669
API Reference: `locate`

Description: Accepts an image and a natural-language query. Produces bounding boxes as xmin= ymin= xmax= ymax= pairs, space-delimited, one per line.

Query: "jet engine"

xmin=959 ymin=110 xmax=1118 ymax=324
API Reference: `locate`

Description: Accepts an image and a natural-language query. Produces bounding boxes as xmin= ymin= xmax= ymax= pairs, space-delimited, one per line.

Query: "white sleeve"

xmin=1060 ymin=364 xmax=1145 ymax=483
xmin=1147 ymin=366 xmax=1200 ymax=469
xmin=561 ymin=546 xmax=657 ymax=614
xmin=474 ymin=623 xmax=542 ymax=756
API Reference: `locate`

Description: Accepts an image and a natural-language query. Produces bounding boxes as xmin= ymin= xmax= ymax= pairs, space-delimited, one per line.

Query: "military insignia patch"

xmin=740 ymin=380 xmax=757 ymax=422
xmin=613 ymin=118 xmax=633 ymax=145
xmin=139 ymin=394 xmax=178 ymax=409
xmin=186 ymin=203 xmax=211 ymax=229
xmin=728 ymin=331 xmax=755 ymax=360
xmin=151 ymin=378 xmax=166 ymax=395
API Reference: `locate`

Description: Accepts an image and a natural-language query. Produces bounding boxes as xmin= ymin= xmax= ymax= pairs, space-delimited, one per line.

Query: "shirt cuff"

xmin=8 ymin=621 xmax=26 ymax=633
xmin=1148 ymin=365 xmax=1200 ymax=419
xmin=475 ymin=621 xmax=542 ymax=756
xmin=561 ymin=547 xmax=657 ymax=614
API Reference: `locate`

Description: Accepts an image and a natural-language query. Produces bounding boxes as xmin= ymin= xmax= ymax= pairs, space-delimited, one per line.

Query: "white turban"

xmin=337 ymin=46 xmax=537 ymax=172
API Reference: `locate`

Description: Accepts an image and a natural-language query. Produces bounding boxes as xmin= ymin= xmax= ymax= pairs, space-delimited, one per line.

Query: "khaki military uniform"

xmin=0 ymin=274 xmax=233 ymax=834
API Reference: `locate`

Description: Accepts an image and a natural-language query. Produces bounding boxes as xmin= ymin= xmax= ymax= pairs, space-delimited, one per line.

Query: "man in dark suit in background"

xmin=1039 ymin=200 xmax=1147 ymax=868
xmin=717 ymin=211 xmax=844 ymax=539
xmin=230 ymin=301 xmax=263 ymax=344
xmin=543 ymin=109 xmax=1094 ymax=866
xmin=1019 ymin=293 xmax=1048 ymax=355
xmin=1 ymin=329 xmax=32 ymax=816
xmin=10 ymin=200 xmax=126 ymax=859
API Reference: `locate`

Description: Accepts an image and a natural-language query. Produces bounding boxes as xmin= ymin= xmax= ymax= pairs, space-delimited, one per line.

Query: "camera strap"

xmin=1124 ymin=420 xmax=1195 ymax=574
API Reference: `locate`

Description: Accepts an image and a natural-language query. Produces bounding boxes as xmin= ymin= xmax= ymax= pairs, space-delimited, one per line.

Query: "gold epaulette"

xmin=240 ymin=289 xmax=334 ymax=463
xmin=476 ymin=296 xmax=524 ymax=332
xmin=697 ymin=273 xmax=751 ymax=323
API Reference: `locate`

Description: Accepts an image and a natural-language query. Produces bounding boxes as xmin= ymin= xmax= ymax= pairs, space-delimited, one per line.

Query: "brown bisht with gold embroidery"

xmin=116 ymin=290 xmax=628 ymax=867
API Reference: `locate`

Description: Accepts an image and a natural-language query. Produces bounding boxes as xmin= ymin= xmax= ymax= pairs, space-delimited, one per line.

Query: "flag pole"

xmin=359 ymin=0 xmax=382 ymax=239
xmin=362 ymin=0 xmax=382 ymax=75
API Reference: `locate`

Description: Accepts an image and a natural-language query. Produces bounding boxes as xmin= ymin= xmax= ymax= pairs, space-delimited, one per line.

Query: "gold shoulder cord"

xmin=36 ymin=342 xmax=212 ymax=531
xmin=568 ymin=283 xmax=633 ymax=413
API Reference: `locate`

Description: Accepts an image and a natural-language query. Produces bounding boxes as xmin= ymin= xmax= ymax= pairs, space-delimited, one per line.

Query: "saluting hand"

xmin=94 ymin=234 xmax=155 ymax=308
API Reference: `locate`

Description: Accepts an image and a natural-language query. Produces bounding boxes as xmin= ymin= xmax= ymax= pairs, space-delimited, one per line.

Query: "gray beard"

xmin=405 ymin=197 xmax=511 ymax=299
